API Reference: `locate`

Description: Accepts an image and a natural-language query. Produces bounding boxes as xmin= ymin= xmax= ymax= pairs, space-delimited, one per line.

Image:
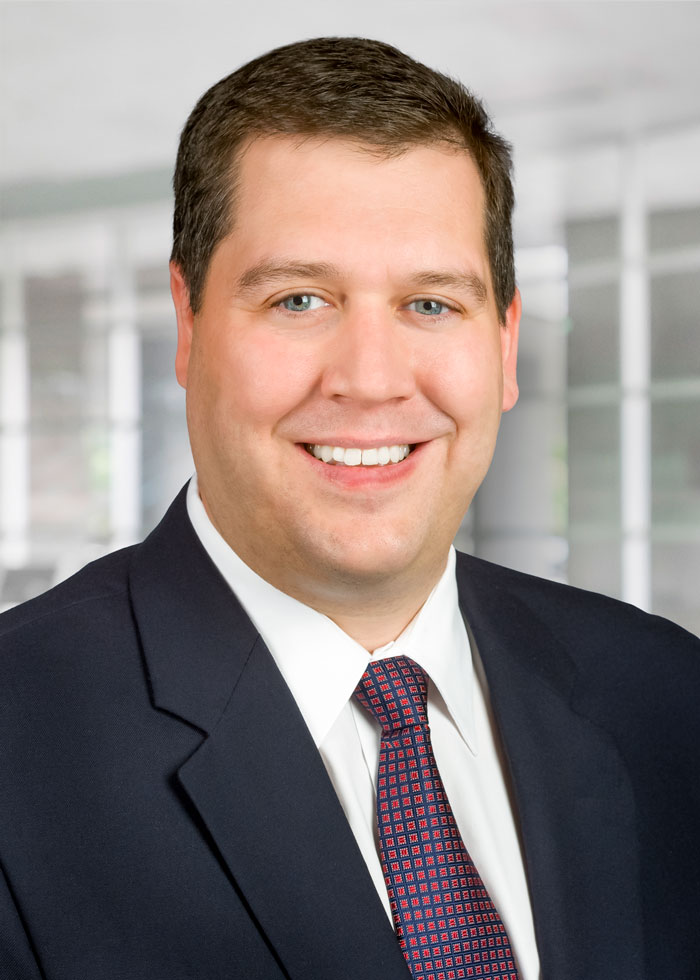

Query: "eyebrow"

xmin=236 ymin=260 xmax=342 ymax=295
xmin=235 ymin=259 xmax=488 ymax=306
xmin=409 ymin=270 xmax=488 ymax=306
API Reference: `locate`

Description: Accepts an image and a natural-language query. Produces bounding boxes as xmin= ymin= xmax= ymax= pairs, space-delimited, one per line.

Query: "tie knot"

xmin=354 ymin=656 xmax=429 ymax=734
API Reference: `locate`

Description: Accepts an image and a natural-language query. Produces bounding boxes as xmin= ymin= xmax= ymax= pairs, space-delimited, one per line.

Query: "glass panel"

xmin=1 ymin=565 xmax=55 ymax=607
xmin=568 ymin=282 xmax=619 ymax=386
xmin=26 ymin=273 xmax=86 ymax=421
xmin=568 ymin=404 xmax=620 ymax=528
xmin=479 ymin=402 xmax=567 ymax=535
xmin=25 ymin=273 xmax=109 ymax=423
xmin=649 ymin=206 xmax=700 ymax=253
xmin=135 ymin=263 xmax=171 ymax=296
xmin=566 ymin=216 xmax=619 ymax=264
xmin=566 ymin=535 xmax=622 ymax=601
xmin=25 ymin=273 xmax=110 ymax=548
xmin=29 ymin=421 xmax=110 ymax=543
xmin=651 ymin=541 xmax=700 ymax=638
xmin=516 ymin=311 xmax=567 ymax=399
xmin=650 ymin=269 xmax=700 ymax=381
xmin=652 ymin=399 xmax=700 ymax=525
xmin=140 ymin=332 xmax=192 ymax=534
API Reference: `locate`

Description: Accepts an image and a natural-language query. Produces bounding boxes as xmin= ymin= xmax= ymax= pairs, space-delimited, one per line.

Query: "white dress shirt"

xmin=186 ymin=476 xmax=540 ymax=979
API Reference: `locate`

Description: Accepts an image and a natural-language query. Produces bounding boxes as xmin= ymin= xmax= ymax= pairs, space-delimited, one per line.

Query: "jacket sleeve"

xmin=0 ymin=862 xmax=43 ymax=980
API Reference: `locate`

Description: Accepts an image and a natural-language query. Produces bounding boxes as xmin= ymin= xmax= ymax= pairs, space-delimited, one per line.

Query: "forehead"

xmin=235 ymin=134 xmax=483 ymax=205
xmin=226 ymin=135 xmax=488 ymax=271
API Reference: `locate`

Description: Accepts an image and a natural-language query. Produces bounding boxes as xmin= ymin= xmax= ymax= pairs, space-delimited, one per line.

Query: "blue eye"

xmin=278 ymin=294 xmax=326 ymax=312
xmin=408 ymin=299 xmax=452 ymax=316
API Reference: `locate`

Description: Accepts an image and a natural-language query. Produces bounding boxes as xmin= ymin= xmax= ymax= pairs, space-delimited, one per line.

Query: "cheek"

xmin=197 ymin=329 xmax=322 ymax=432
xmin=422 ymin=339 xmax=504 ymax=426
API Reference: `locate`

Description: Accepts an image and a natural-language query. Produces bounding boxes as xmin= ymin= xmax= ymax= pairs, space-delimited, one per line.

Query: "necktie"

xmin=354 ymin=656 xmax=520 ymax=980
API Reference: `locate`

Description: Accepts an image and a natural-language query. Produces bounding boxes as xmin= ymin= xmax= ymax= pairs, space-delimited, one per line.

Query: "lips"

xmin=305 ymin=444 xmax=412 ymax=466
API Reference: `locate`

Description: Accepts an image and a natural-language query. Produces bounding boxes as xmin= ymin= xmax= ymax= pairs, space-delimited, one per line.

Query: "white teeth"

xmin=308 ymin=444 xmax=411 ymax=466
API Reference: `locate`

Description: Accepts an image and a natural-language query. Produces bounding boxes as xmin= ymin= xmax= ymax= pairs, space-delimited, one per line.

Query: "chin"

xmin=302 ymin=527 xmax=433 ymax=587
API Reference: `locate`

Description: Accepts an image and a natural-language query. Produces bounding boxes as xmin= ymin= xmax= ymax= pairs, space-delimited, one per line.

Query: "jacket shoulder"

xmin=0 ymin=545 xmax=136 ymax=645
xmin=454 ymin=549 xmax=700 ymax=661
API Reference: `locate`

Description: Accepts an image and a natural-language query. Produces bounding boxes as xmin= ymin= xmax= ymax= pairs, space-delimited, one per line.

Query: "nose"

xmin=320 ymin=306 xmax=417 ymax=404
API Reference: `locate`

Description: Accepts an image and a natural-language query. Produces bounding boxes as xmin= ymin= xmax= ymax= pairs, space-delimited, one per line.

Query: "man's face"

xmin=172 ymin=136 xmax=519 ymax=604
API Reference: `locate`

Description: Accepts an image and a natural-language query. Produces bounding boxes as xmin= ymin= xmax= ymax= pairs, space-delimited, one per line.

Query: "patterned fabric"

xmin=354 ymin=656 xmax=520 ymax=980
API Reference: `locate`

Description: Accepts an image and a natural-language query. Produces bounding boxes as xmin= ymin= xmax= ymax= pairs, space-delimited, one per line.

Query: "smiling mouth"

xmin=305 ymin=444 xmax=413 ymax=466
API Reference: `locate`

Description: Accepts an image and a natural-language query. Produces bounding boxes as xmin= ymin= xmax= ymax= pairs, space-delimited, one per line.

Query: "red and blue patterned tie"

xmin=354 ymin=656 xmax=521 ymax=980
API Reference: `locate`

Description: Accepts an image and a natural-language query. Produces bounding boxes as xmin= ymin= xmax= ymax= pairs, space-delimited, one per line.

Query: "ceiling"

xmin=2 ymin=1 xmax=700 ymax=233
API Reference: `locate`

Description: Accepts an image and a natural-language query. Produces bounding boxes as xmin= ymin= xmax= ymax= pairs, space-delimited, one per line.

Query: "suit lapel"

xmin=178 ymin=634 xmax=409 ymax=980
xmin=129 ymin=488 xmax=410 ymax=980
xmin=456 ymin=554 xmax=645 ymax=980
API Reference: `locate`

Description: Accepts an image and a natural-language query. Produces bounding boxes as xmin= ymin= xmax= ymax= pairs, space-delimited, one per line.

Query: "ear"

xmin=170 ymin=262 xmax=194 ymax=389
xmin=500 ymin=287 xmax=521 ymax=413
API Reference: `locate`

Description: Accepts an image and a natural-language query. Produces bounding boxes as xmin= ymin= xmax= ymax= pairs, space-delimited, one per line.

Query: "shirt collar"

xmin=373 ymin=547 xmax=477 ymax=755
xmin=186 ymin=475 xmax=477 ymax=754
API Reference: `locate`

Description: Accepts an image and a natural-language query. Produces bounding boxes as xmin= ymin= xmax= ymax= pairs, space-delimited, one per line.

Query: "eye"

xmin=407 ymin=298 xmax=454 ymax=316
xmin=276 ymin=293 xmax=328 ymax=313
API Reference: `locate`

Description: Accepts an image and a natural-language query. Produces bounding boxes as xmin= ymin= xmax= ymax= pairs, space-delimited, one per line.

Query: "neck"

xmin=258 ymin=553 xmax=448 ymax=652
xmin=312 ymin=588 xmax=432 ymax=652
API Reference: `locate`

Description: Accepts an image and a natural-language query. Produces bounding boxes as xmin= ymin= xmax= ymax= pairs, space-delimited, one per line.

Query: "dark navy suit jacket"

xmin=1 ymin=487 xmax=699 ymax=979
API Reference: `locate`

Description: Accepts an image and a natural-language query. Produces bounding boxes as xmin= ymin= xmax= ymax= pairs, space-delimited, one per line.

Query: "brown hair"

xmin=171 ymin=36 xmax=515 ymax=321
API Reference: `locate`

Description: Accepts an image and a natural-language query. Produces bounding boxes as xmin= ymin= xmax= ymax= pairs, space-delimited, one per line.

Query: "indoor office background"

xmin=1 ymin=2 xmax=699 ymax=636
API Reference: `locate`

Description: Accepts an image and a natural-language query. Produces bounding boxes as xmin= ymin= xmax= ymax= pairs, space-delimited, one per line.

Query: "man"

xmin=1 ymin=37 xmax=698 ymax=980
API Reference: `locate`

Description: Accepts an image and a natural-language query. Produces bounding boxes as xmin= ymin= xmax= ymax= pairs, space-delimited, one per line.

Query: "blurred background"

xmin=1 ymin=0 xmax=698 ymax=634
